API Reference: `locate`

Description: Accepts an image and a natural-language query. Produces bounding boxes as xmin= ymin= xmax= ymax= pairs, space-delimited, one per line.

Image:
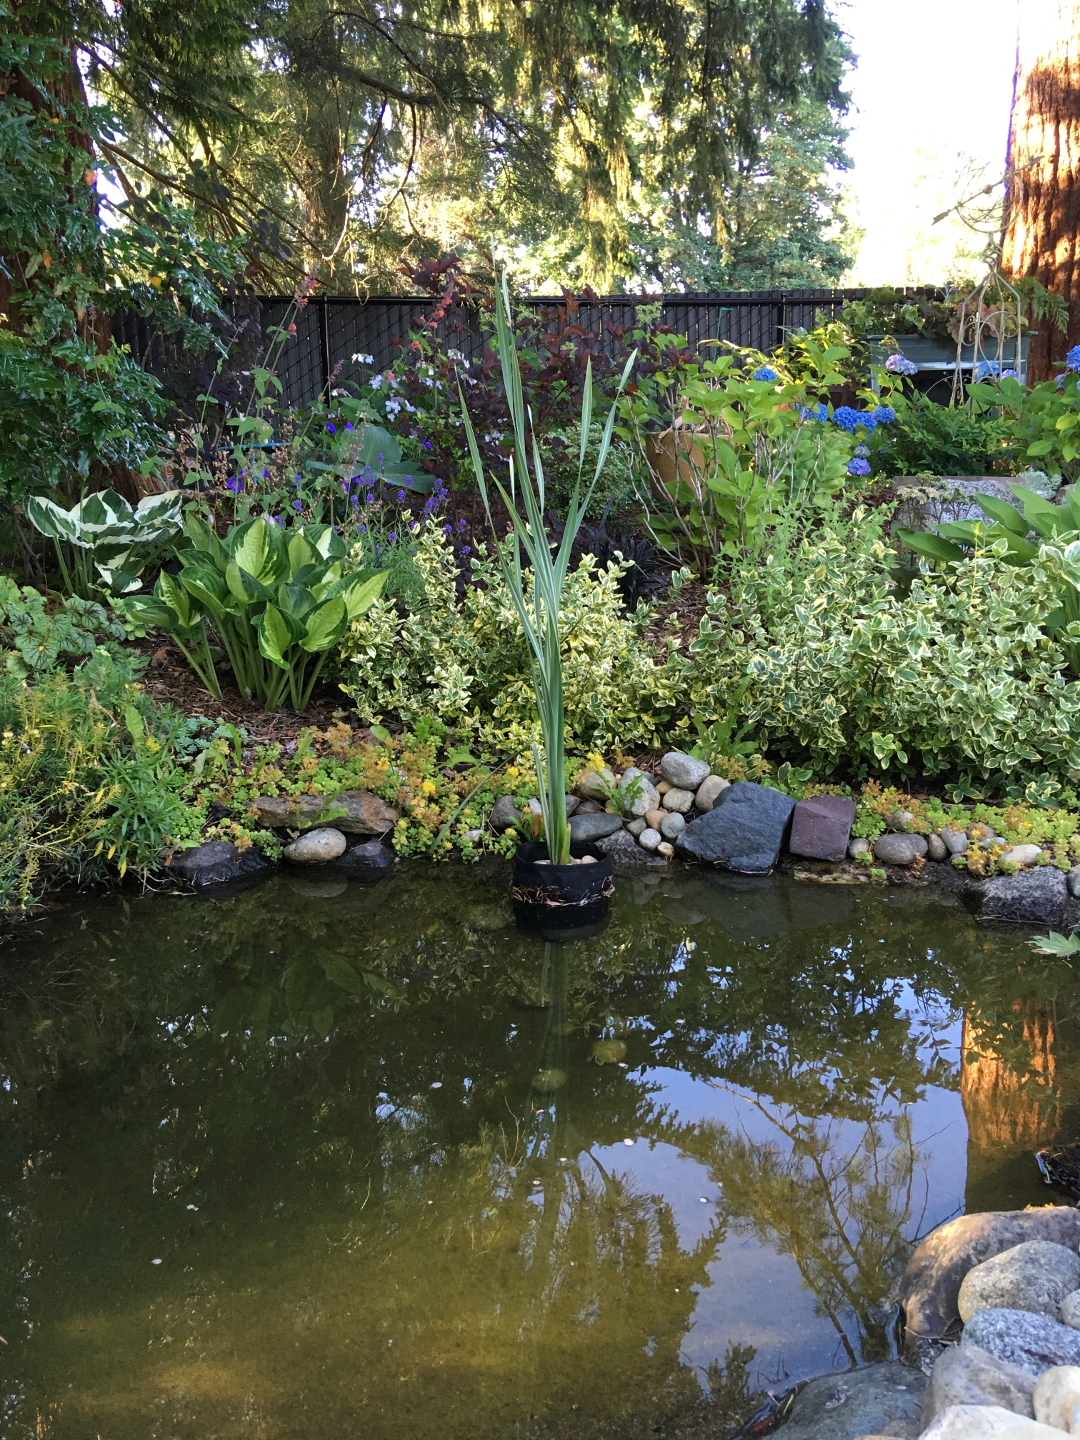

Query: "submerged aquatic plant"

xmin=458 ymin=270 xmax=635 ymax=865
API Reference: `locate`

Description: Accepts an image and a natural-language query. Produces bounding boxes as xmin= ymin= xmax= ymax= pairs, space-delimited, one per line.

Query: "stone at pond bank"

xmin=331 ymin=839 xmax=395 ymax=879
xmin=921 ymin=1343 xmax=1036 ymax=1428
xmin=639 ymin=828 xmax=662 ymax=851
xmin=660 ymin=812 xmax=685 ymax=840
xmin=576 ymin=767 xmax=616 ymax=801
xmin=958 ymin=1241 xmax=1080 ymax=1323
xmin=774 ymin=1361 xmax=926 ymax=1440
xmin=284 ymin=827 xmax=347 ymax=864
xmin=941 ymin=826 xmax=969 ymax=856
xmin=975 ymin=869 xmax=1068 ymax=927
xmin=659 ymin=751 xmax=711 ymax=791
xmin=249 ymin=790 xmax=399 ymax=835
xmin=789 ymin=795 xmax=857 ymax=863
xmin=890 ymin=1208 xmax=1080 ymax=1352
xmin=849 ymin=837 xmax=871 ymax=859
xmin=962 ymin=1308 xmax=1080 ymax=1377
xmin=489 ymin=795 xmax=522 ymax=833
xmin=568 ymin=811 xmax=623 ymax=843
xmin=1062 ymin=1292 xmax=1080 ymax=1329
xmin=595 ymin=829 xmax=667 ymax=868
xmin=676 ymin=782 xmax=797 ymax=874
xmin=1068 ymin=867 xmax=1080 ymax=900
xmin=1034 ymin=1365 xmax=1080 ymax=1431
xmin=627 ymin=818 xmax=647 ymax=838
xmin=695 ymin=775 xmax=730 ymax=811
xmin=873 ymin=833 xmax=929 ymax=866
xmin=1000 ymin=845 xmax=1045 ymax=868
xmin=662 ymin=787 xmax=695 ymax=814
xmin=164 ymin=839 xmax=273 ymax=889
xmin=618 ymin=767 xmax=660 ymax=817
xmin=918 ymin=1403 xmax=1065 ymax=1439
xmin=644 ymin=808 xmax=666 ymax=831
xmin=928 ymin=833 xmax=948 ymax=862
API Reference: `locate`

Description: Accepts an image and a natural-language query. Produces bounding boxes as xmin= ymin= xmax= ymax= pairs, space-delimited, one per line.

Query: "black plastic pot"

xmin=511 ymin=840 xmax=614 ymax=941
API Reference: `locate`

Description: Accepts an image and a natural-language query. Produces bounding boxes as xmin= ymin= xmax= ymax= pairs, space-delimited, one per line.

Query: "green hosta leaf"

xmin=972 ymin=495 xmax=1028 ymax=534
xmin=226 ymin=559 xmax=275 ymax=605
xmin=231 ymin=516 xmax=287 ymax=587
xmin=24 ymin=495 xmax=86 ymax=546
xmin=895 ymin=529 xmax=966 ymax=564
xmin=116 ymin=593 xmax=175 ymax=631
xmin=158 ymin=570 xmax=199 ymax=629
xmin=276 ymin=582 xmax=318 ymax=619
xmin=287 ymin=531 xmax=321 ymax=578
xmin=338 ymin=569 xmax=389 ymax=620
xmin=303 ymin=523 xmax=347 ymax=561
xmin=257 ymin=602 xmax=295 ymax=669
xmin=76 ymin=489 xmax=130 ymax=529
xmin=299 ymin=596 xmax=348 ymax=653
xmin=180 ymin=566 xmax=228 ymax=619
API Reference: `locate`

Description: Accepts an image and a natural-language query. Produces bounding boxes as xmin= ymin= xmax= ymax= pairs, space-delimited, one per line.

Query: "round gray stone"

xmin=927 ymin=833 xmax=948 ymax=862
xmin=638 ymin=827 xmax=662 ymax=851
xmin=660 ymin=811 xmax=686 ymax=840
xmin=940 ymin=826 xmax=969 ymax=855
xmin=489 ymin=795 xmax=522 ymax=833
xmin=618 ymin=767 xmax=660 ymax=818
xmin=283 ymin=827 xmax=347 ymax=864
xmin=1067 ymin=867 xmax=1080 ymax=900
xmin=921 ymin=1342 xmax=1035 ymax=1429
xmin=887 ymin=809 xmax=915 ymax=832
xmin=962 ymin=1308 xmax=1080 ymax=1377
xmin=1061 ymin=1290 xmax=1080 ymax=1329
xmin=959 ymin=1242 xmax=1080 ymax=1322
xmin=848 ymin=837 xmax=871 ymax=858
xmin=695 ymin=775 xmax=730 ymax=811
xmin=662 ymin=787 xmax=695 ymax=814
xmin=659 ymin=751 xmax=711 ymax=791
xmin=568 ymin=811 xmax=623 ymax=843
xmin=873 ymin=832 xmax=929 ymax=865
xmin=626 ymin=817 xmax=647 ymax=838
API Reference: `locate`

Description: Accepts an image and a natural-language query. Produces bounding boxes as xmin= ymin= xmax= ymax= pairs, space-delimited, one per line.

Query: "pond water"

xmin=0 ymin=863 xmax=1075 ymax=1440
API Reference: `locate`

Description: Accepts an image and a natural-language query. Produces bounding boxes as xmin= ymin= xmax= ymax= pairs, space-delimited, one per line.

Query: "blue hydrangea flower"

xmin=847 ymin=457 xmax=871 ymax=476
xmin=854 ymin=443 xmax=870 ymax=458
xmin=870 ymin=406 xmax=896 ymax=425
xmin=752 ymin=365 xmax=779 ymax=381
xmin=832 ymin=406 xmax=871 ymax=432
xmin=1067 ymin=345 xmax=1080 ymax=372
xmin=884 ymin=353 xmax=918 ymax=376
xmin=1001 ymin=369 xmax=1018 ymax=379
xmin=798 ymin=403 xmax=827 ymax=422
xmin=973 ymin=360 xmax=1003 ymax=381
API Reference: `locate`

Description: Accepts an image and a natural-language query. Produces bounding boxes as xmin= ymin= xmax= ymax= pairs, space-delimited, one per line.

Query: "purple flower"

xmin=885 ymin=353 xmax=919 ymax=376
xmin=366 ymin=493 xmax=375 ymax=504
xmin=410 ymin=520 xmax=419 ymax=531
xmin=327 ymin=422 xmax=337 ymax=433
xmin=457 ymin=518 xmax=467 ymax=532
xmin=387 ymin=531 xmax=397 ymax=542
xmin=226 ymin=477 xmax=243 ymax=493
xmin=423 ymin=440 xmax=432 ymax=450
xmin=358 ymin=524 xmax=367 ymax=533
xmin=292 ymin=498 xmax=303 ymax=512
xmin=396 ymin=490 xmax=406 ymax=503
xmin=443 ymin=523 xmax=453 ymax=534
xmin=433 ymin=477 xmax=445 ymax=492
xmin=847 ymin=457 xmax=872 ymax=476
xmin=461 ymin=545 xmax=471 ymax=556
xmin=262 ymin=467 xmax=270 ymax=479
xmin=350 ymin=495 xmax=359 ymax=508
xmin=345 ymin=422 xmax=355 ymax=431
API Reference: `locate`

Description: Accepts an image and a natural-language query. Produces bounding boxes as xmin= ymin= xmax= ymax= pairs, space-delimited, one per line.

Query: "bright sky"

xmin=838 ymin=0 xmax=1019 ymax=285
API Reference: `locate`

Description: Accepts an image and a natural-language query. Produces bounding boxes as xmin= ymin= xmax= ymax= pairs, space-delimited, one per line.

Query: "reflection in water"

xmin=0 ymin=867 xmax=1065 ymax=1439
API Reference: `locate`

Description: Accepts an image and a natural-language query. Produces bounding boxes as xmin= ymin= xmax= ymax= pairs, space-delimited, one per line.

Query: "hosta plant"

xmin=120 ymin=514 xmax=387 ymax=711
xmin=24 ymin=488 xmax=183 ymax=595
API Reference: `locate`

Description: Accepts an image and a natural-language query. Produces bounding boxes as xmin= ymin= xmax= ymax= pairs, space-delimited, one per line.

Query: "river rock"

xmin=618 ymin=767 xmax=660 ymax=817
xmin=1067 ymin=868 xmax=1080 ymax=900
xmin=164 ymin=839 xmax=273 ymax=889
xmin=660 ymin=752 xmax=711 ymax=791
xmin=657 ymin=840 xmax=675 ymax=857
xmin=963 ymin=1309 xmax=1080 ymax=1377
xmin=941 ymin=826 xmax=969 ymax=856
xmin=644 ymin=808 xmax=666 ymax=831
xmin=627 ymin=818 xmax=647 ymax=838
xmin=248 ymin=791 xmax=398 ymax=834
xmin=660 ymin=811 xmax=686 ymax=840
xmin=921 ymin=1343 xmax=1036 ymax=1428
xmin=284 ymin=827 xmax=347 ymax=864
xmin=331 ymin=839 xmax=395 ymax=879
xmin=639 ymin=827 xmax=662 ymax=851
xmin=576 ymin=767 xmax=616 ymax=801
xmin=676 ymin=781 xmax=797 ymax=874
xmin=928 ymin=833 xmax=948 ymax=862
xmin=564 ymin=794 xmax=581 ymax=817
xmin=489 ymin=795 xmax=523 ymax=832
xmin=975 ymin=869 xmax=1068 ymax=927
xmin=576 ymin=799 xmax=603 ymax=814
xmin=1034 ymin=1364 xmax=1080 ymax=1431
xmin=773 ymin=1361 xmax=926 ymax=1440
xmin=873 ymin=833 xmax=928 ymax=865
xmin=695 ymin=775 xmax=730 ymax=811
xmin=1000 ymin=845 xmax=1045 ymax=867
xmin=789 ymin=795 xmax=857 ymax=862
xmin=849 ymin=837 xmax=871 ymax=859
xmin=596 ymin=829 xmax=667 ymax=868
xmin=891 ymin=1208 xmax=1080 ymax=1351
xmin=887 ymin=809 xmax=916 ymax=832
xmin=1062 ymin=1292 xmax=1080 ymax=1329
xmin=663 ymin=787 xmax=695 ymax=814
xmin=959 ymin=1242 xmax=1080 ymax=1322
xmin=568 ymin=811 xmax=623 ymax=843
xmin=918 ymin=1404 xmax=1066 ymax=1439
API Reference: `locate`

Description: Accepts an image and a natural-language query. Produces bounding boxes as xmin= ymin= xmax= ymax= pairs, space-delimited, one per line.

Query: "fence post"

xmin=317 ymin=295 xmax=332 ymax=401
xmin=774 ymin=295 xmax=786 ymax=350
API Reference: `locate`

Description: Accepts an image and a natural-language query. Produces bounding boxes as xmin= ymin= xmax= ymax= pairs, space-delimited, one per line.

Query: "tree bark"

xmin=1002 ymin=1 xmax=1080 ymax=382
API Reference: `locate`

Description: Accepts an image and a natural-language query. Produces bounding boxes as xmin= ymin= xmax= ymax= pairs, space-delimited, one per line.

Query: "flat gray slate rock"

xmin=568 ymin=811 xmax=623 ymax=842
xmin=676 ymin=781 xmax=796 ymax=873
xmin=962 ymin=1307 xmax=1080 ymax=1376
xmin=775 ymin=1360 xmax=926 ymax=1440
xmin=165 ymin=839 xmax=272 ymax=889
xmin=976 ymin=868 xmax=1068 ymax=927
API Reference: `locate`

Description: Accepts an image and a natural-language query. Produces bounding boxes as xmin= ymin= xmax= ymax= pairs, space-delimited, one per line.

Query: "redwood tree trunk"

xmin=1002 ymin=1 xmax=1080 ymax=382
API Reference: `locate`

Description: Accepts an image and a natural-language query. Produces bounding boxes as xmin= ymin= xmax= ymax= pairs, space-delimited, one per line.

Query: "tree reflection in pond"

xmin=0 ymin=868 xmax=1067 ymax=1440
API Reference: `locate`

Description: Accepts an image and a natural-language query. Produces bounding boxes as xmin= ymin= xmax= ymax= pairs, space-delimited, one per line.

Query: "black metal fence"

xmin=111 ymin=288 xmax=885 ymax=411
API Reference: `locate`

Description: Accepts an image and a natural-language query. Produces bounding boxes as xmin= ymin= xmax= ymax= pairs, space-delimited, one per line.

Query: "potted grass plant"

xmin=460 ymin=270 xmax=635 ymax=934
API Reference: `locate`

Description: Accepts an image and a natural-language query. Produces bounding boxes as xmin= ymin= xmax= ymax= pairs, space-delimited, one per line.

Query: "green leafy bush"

xmin=0 ymin=577 xmax=130 ymax=678
xmin=677 ymin=507 xmax=1080 ymax=797
xmin=870 ymin=390 xmax=1010 ymax=478
xmin=338 ymin=526 xmax=679 ymax=751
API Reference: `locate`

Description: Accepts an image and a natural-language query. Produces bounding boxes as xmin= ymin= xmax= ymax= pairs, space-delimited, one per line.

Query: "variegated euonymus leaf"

xmin=25 ymin=488 xmax=183 ymax=593
xmin=118 ymin=512 xmax=387 ymax=712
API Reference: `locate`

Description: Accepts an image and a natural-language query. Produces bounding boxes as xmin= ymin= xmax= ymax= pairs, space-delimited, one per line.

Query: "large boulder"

xmin=771 ymin=1361 xmax=925 ymax=1440
xmin=958 ymin=1241 xmax=1080 ymax=1323
xmin=975 ymin=869 xmax=1068 ymax=927
xmin=921 ymin=1343 xmax=1036 ymax=1429
xmin=164 ymin=839 xmax=272 ymax=889
xmin=248 ymin=790 xmax=398 ymax=835
xmin=675 ymin=781 xmax=796 ymax=874
xmin=891 ymin=1208 xmax=1080 ymax=1351
xmin=962 ymin=1309 xmax=1080 ymax=1377
xmin=789 ymin=795 xmax=857 ymax=862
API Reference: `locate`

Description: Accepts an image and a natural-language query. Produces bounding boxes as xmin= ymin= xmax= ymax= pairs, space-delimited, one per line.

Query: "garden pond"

xmin=0 ymin=863 xmax=1076 ymax=1440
